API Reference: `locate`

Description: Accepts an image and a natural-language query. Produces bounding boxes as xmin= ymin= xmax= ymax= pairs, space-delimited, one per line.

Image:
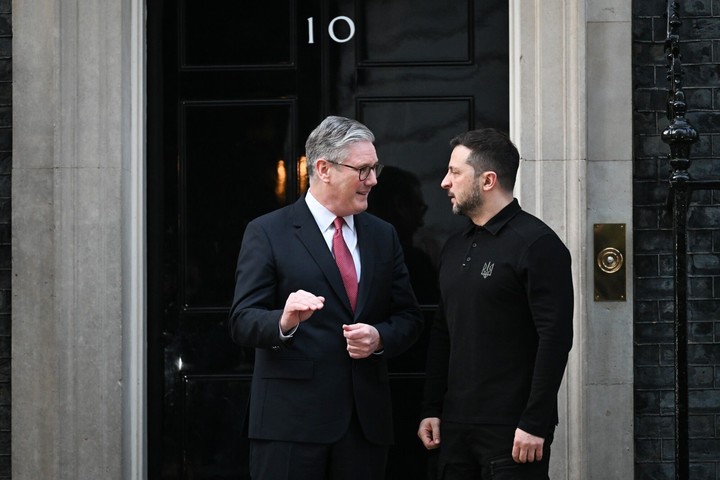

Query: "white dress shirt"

xmin=305 ymin=190 xmax=361 ymax=280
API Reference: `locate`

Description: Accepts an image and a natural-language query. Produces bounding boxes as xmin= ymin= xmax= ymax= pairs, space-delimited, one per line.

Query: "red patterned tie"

xmin=333 ymin=217 xmax=358 ymax=311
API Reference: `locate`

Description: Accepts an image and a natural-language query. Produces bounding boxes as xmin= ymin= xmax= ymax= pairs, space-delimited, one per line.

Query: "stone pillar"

xmin=584 ymin=2 xmax=635 ymax=478
xmin=11 ymin=0 xmax=142 ymax=477
xmin=510 ymin=0 xmax=634 ymax=478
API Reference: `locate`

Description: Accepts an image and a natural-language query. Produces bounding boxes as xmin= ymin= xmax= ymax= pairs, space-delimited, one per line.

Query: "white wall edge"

xmin=123 ymin=0 xmax=147 ymax=478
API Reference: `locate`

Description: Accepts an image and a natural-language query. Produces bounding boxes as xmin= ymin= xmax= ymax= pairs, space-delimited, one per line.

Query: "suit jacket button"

xmin=272 ymin=345 xmax=280 ymax=351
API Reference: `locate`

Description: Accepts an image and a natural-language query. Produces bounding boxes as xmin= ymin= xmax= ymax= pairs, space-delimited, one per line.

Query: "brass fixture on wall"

xmin=593 ymin=223 xmax=626 ymax=301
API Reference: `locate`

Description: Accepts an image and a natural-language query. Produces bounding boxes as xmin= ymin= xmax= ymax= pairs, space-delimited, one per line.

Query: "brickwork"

xmin=633 ymin=0 xmax=720 ymax=478
xmin=0 ymin=0 xmax=9 ymax=477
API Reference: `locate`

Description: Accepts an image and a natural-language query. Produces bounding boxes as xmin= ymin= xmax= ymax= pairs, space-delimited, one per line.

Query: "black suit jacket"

xmin=229 ymin=197 xmax=423 ymax=445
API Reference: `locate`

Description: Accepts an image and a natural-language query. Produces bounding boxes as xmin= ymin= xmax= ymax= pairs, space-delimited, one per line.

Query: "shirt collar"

xmin=305 ymin=190 xmax=356 ymax=233
xmin=465 ymin=198 xmax=522 ymax=237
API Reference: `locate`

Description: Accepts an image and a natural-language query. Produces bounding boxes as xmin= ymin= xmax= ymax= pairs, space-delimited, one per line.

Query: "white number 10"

xmin=307 ymin=16 xmax=356 ymax=44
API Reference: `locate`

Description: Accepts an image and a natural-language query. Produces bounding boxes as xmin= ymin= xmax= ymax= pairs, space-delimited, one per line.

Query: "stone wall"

xmin=11 ymin=0 xmax=125 ymax=477
xmin=633 ymin=1 xmax=720 ymax=478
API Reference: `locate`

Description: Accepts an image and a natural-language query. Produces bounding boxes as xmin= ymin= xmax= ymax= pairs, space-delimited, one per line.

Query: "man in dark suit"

xmin=229 ymin=115 xmax=424 ymax=479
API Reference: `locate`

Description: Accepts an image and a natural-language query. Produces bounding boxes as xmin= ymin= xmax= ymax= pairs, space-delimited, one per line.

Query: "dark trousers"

xmin=249 ymin=413 xmax=388 ymax=480
xmin=437 ymin=422 xmax=555 ymax=480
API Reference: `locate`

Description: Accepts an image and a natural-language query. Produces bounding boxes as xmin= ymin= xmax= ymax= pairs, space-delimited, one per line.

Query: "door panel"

xmin=180 ymin=1 xmax=294 ymax=68
xmin=147 ymin=1 xmax=508 ymax=478
xmin=181 ymin=101 xmax=295 ymax=309
xmin=358 ymin=1 xmax=471 ymax=65
xmin=182 ymin=376 xmax=251 ymax=478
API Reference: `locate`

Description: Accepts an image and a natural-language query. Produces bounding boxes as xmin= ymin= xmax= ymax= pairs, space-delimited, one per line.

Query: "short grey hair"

xmin=305 ymin=116 xmax=375 ymax=177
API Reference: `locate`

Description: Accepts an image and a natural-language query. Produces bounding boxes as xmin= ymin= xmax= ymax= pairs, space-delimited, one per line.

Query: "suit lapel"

xmin=292 ymin=198 xmax=354 ymax=315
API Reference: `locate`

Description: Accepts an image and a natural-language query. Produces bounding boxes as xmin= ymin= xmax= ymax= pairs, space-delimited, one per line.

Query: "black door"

xmin=147 ymin=1 xmax=508 ymax=478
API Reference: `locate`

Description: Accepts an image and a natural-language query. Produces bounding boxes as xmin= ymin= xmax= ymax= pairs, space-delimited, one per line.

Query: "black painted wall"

xmin=0 ymin=0 xmax=9 ymax=478
xmin=633 ymin=0 xmax=720 ymax=478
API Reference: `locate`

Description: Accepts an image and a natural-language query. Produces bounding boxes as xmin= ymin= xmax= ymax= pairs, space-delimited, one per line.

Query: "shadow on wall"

xmin=368 ymin=165 xmax=439 ymax=305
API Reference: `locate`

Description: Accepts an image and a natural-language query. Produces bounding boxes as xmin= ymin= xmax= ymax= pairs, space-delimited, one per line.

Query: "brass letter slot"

xmin=594 ymin=223 xmax=626 ymax=301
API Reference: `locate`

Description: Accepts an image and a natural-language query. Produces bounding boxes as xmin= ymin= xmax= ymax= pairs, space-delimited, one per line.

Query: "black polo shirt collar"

xmin=464 ymin=198 xmax=522 ymax=237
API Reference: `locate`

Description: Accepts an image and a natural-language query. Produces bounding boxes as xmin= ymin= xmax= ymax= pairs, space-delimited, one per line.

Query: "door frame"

xmin=125 ymin=0 xmax=148 ymax=477
xmin=126 ymin=2 xmax=634 ymax=480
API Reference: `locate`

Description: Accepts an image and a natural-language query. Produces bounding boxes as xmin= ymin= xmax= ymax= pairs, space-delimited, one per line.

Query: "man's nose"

xmin=440 ymin=174 xmax=450 ymax=189
xmin=365 ymin=169 xmax=379 ymax=186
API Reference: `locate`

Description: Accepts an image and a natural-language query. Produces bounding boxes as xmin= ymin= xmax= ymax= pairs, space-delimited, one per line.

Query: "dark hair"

xmin=449 ymin=128 xmax=520 ymax=192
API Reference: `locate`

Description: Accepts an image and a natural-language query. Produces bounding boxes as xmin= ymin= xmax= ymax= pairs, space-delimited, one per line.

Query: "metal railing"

xmin=662 ymin=2 xmax=718 ymax=479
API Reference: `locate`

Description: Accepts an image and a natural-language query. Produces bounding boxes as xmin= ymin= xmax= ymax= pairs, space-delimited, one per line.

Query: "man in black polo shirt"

xmin=417 ymin=128 xmax=574 ymax=479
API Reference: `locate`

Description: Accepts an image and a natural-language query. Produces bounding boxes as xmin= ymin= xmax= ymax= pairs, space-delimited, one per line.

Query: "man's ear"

xmin=315 ymin=159 xmax=331 ymax=182
xmin=481 ymin=171 xmax=498 ymax=191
